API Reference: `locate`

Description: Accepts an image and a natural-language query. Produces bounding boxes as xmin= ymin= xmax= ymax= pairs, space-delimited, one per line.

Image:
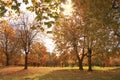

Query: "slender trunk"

xmin=5 ymin=53 xmax=9 ymax=66
xmin=88 ymin=48 xmax=92 ymax=71
xmin=5 ymin=41 xmax=9 ymax=66
xmin=24 ymin=52 xmax=28 ymax=69
xmin=4 ymin=28 xmax=10 ymax=66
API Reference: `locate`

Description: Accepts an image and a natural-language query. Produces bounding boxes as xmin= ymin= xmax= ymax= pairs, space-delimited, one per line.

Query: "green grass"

xmin=0 ymin=66 xmax=120 ymax=80
xmin=84 ymin=66 xmax=118 ymax=70
xmin=38 ymin=67 xmax=120 ymax=80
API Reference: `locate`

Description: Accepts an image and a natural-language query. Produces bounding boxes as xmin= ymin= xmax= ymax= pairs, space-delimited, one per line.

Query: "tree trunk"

xmin=5 ymin=53 xmax=9 ymax=66
xmin=5 ymin=39 xmax=9 ymax=66
xmin=24 ymin=52 xmax=28 ymax=69
xmin=79 ymin=47 xmax=86 ymax=70
xmin=88 ymin=48 xmax=92 ymax=71
xmin=74 ymin=45 xmax=83 ymax=70
xmin=79 ymin=60 xmax=83 ymax=70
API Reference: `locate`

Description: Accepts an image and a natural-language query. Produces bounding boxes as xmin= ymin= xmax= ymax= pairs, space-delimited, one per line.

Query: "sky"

xmin=62 ymin=0 xmax=73 ymax=16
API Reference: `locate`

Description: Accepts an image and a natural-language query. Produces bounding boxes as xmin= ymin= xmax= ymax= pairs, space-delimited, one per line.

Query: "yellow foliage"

xmin=8 ymin=11 xmax=13 ymax=17
xmin=1 ymin=26 xmax=16 ymax=35
xmin=0 ymin=20 xmax=8 ymax=25
xmin=0 ymin=19 xmax=16 ymax=35
xmin=32 ymin=0 xmax=38 ymax=3
xmin=0 ymin=2 xmax=1 ymax=5
xmin=4 ymin=0 xmax=12 ymax=3
xmin=4 ymin=0 xmax=12 ymax=8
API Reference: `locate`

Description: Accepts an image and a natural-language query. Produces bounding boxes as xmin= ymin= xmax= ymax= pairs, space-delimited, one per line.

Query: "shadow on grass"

xmin=0 ymin=67 xmax=120 ymax=80
xmin=0 ymin=68 xmax=31 ymax=80
xmin=34 ymin=68 xmax=120 ymax=80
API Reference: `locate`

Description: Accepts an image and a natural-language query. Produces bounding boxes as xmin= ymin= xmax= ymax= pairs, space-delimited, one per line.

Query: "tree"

xmin=53 ymin=12 xmax=87 ymax=70
xmin=0 ymin=20 xmax=16 ymax=66
xmin=29 ymin=42 xmax=49 ymax=66
xmin=73 ymin=0 xmax=120 ymax=71
xmin=16 ymin=12 xmax=39 ymax=69
xmin=58 ymin=49 xmax=77 ymax=67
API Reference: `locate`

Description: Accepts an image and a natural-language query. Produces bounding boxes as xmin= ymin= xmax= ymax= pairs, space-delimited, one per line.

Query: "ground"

xmin=0 ymin=66 xmax=120 ymax=80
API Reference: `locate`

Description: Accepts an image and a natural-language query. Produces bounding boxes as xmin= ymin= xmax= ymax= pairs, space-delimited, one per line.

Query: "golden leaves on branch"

xmin=0 ymin=20 xmax=16 ymax=35
xmin=8 ymin=11 xmax=12 ymax=17
xmin=1 ymin=26 xmax=15 ymax=34
xmin=0 ymin=20 xmax=8 ymax=25
xmin=6 ymin=0 xmax=12 ymax=8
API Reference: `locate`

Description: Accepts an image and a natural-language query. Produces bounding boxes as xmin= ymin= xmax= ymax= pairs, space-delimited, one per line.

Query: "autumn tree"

xmin=29 ymin=42 xmax=49 ymax=66
xmin=0 ymin=20 xmax=17 ymax=66
xmin=57 ymin=49 xmax=77 ymax=67
xmin=73 ymin=0 xmax=120 ymax=71
xmin=57 ymin=51 xmax=69 ymax=67
xmin=15 ymin=12 xmax=39 ymax=69
xmin=53 ymin=11 xmax=88 ymax=70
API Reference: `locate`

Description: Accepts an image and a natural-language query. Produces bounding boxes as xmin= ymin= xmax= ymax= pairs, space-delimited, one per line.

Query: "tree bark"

xmin=5 ymin=53 xmax=9 ymax=66
xmin=88 ymin=48 xmax=92 ymax=71
xmin=5 ymin=41 xmax=9 ymax=66
xmin=79 ymin=60 xmax=83 ymax=70
xmin=74 ymin=45 xmax=83 ymax=70
xmin=24 ymin=52 xmax=28 ymax=69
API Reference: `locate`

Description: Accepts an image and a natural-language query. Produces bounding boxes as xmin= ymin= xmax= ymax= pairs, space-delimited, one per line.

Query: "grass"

xmin=0 ymin=66 xmax=120 ymax=80
xmin=0 ymin=67 xmax=57 ymax=80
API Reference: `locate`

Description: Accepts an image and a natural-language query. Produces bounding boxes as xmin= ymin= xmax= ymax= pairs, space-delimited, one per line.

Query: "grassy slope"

xmin=0 ymin=66 xmax=120 ymax=80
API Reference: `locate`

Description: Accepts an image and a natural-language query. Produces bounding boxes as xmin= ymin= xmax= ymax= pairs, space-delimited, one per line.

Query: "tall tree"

xmin=16 ymin=12 xmax=39 ymax=69
xmin=73 ymin=0 xmax=120 ymax=71
xmin=0 ymin=20 xmax=16 ymax=66
xmin=53 ymin=12 xmax=87 ymax=70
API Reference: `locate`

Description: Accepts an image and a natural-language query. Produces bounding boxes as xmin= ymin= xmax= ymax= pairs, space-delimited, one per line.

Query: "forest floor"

xmin=0 ymin=66 xmax=120 ymax=80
